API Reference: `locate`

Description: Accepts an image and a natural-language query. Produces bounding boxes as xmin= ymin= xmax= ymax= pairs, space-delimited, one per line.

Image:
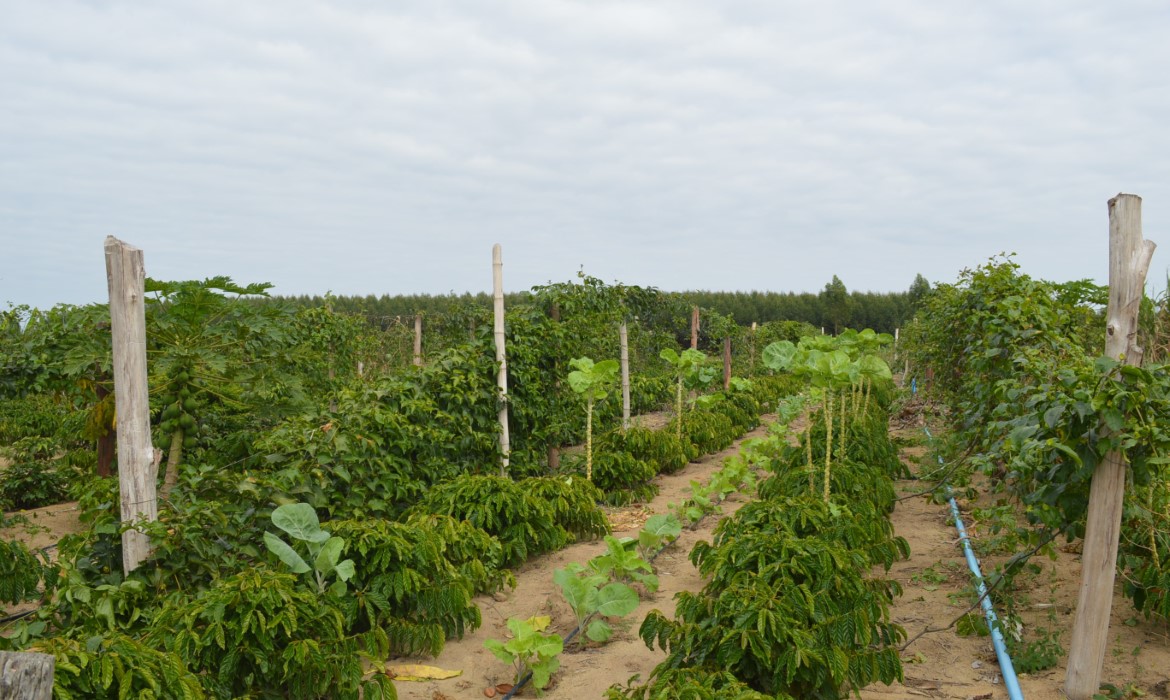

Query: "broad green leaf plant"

xmin=264 ymin=503 xmax=355 ymax=596
xmin=484 ymin=615 xmax=563 ymax=695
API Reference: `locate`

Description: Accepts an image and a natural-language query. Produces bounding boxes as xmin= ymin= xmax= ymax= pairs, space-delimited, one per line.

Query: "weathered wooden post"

xmin=103 ymin=236 xmax=157 ymax=575
xmin=620 ymin=321 xmax=631 ymax=431
xmin=492 ymin=244 xmax=510 ymax=476
xmin=690 ymin=307 xmax=700 ymax=349
xmin=722 ymin=337 xmax=732 ymax=390
xmin=0 ymin=651 xmax=54 ymax=700
xmin=1065 ymin=194 xmax=1156 ymax=699
xmin=548 ymin=302 xmax=562 ymax=470
xmin=412 ymin=314 xmax=423 ymax=367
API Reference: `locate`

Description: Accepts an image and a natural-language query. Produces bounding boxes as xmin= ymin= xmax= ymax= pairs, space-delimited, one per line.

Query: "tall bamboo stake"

xmin=823 ymin=391 xmax=833 ymax=502
xmin=722 ymin=337 xmax=731 ymax=390
xmin=492 ymin=244 xmax=510 ymax=476
xmin=1065 ymin=194 xmax=1156 ymax=699
xmin=413 ymin=314 xmax=423 ymax=366
xmin=620 ymin=321 xmax=631 ymax=432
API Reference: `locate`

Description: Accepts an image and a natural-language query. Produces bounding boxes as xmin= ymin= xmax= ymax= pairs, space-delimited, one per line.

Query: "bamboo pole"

xmin=722 ymin=337 xmax=731 ymax=390
xmin=549 ymin=303 xmax=561 ymax=470
xmin=492 ymin=244 xmax=510 ymax=476
xmin=413 ymin=314 xmax=423 ymax=366
xmin=103 ymin=236 xmax=157 ymax=575
xmin=0 ymin=651 xmax=54 ymax=700
xmin=1065 ymin=194 xmax=1156 ymax=700
xmin=620 ymin=321 xmax=631 ymax=431
xmin=690 ymin=306 xmax=699 ymax=349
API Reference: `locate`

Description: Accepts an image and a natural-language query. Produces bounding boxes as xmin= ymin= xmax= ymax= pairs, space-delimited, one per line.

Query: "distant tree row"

xmin=272 ymin=274 xmax=931 ymax=336
xmin=661 ymin=274 xmax=930 ymax=335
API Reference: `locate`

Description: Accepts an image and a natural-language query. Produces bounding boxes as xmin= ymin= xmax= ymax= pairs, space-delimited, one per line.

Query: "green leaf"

xmin=271 ymin=503 xmax=330 ymax=544
xmin=263 ymin=532 xmax=310 ymax=574
xmin=483 ymin=638 xmax=514 ymax=664
xmin=334 ymin=559 xmax=355 ymax=582
xmin=858 ymin=354 xmax=892 ymax=381
xmin=594 ymin=582 xmax=639 ymax=618
xmin=585 ymin=618 xmax=613 ymax=642
xmin=314 ymin=536 xmax=344 ymax=575
xmin=567 ymin=370 xmax=592 ymax=394
xmin=1103 ymin=408 xmax=1125 ymax=432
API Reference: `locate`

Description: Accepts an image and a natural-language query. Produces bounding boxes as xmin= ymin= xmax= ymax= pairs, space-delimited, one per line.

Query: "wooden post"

xmin=1065 ymin=194 xmax=1156 ymax=700
xmin=413 ymin=314 xmax=423 ymax=366
xmin=0 ymin=651 xmax=54 ymax=700
xmin=749 ymin=323 xmax=757 ymax=377
xmin=492 ymin=244 xmax=510 ymax=476
xmin=722 ymin=337 xmax=731 ymax=390
xmin=690 ymin=307 xmax=699 ymax=349
xmin=620 ymin=321 xmax=631 ymax=431
xmin=548 ymin=302 xmax=562 ymax=470
xmin=103 ymin=236 xmax=157 ymax=575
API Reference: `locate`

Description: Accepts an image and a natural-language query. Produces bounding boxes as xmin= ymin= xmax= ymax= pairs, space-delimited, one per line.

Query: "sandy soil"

xmin=1 ymin=500 xmax=84 ymax=552
xmin=861 ymin=420 xmax=1170 ymax=700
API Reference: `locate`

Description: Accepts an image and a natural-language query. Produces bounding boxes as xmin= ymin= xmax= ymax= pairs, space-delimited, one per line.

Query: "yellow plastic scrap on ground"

xmin=384 ymin=664 xmax=462 ymax=682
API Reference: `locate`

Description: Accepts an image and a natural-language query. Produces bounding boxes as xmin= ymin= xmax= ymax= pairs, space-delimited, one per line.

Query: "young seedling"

xmin=484 ymin=615 xmax=563 ymax=695
xmin=263 ymin=502 xmax=355 ymax=595
xmin=553 ymin=563 xmax=639 ymax=645
xmin=589 ymin=535 xmax=659 ymax=594
xmin=637 ymin=513 xmax=682 ymax=562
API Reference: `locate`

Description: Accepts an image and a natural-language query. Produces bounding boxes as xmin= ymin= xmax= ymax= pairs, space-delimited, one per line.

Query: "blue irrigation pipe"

xmin=922 ymin=422 xmax=1024 ymax=700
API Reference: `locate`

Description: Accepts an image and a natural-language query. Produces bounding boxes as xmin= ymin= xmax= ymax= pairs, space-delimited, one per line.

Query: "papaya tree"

xmin=567 ymin=357 xmax=619 ymax=481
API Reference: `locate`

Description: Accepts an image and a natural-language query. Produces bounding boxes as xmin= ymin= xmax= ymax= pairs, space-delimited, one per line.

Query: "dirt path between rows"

xmin=393 ymin=413 xmax=797 ymax=700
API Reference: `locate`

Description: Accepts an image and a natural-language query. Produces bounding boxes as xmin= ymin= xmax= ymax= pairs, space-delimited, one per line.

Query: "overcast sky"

xmin=3 ymin=1 xmax=1169 ymax=311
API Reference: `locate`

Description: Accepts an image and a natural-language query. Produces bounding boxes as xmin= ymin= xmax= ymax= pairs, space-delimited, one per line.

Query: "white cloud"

xmin=3 ymin=0 xmax=1170 ymax=309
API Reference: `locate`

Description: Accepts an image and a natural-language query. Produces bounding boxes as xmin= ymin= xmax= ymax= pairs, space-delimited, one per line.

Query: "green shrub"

xmin=524 ymin=475 xmax=610 ymax=540
xmin=607 ymin=668 xmax=785 ymax=700
xmin=678 ymin=410 xmax=738 ymax=455
xmin=588 ymin=451 xmax=658 ymax=506
xmin=642 ymin=528 xmax=904 ymax=699
xmin=1 ymin=539 xmax=54 ymax=610
xmin=410 ymin=475 xmax=601 ymax=566
xmin=328 ymin=516 xmax=507 ymax=654
xmin=149 ymin=568 xmax=394 ymax=700
xmin=599 ymin=426 xmax=689 ymax=475
xmin=33 ymin=632 xmax=206 ymax=700
xmin=1 ymin=460 xmax=69 ymax=509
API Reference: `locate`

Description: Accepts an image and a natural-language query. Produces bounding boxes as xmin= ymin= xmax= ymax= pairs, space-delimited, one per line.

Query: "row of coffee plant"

xmin=903 ymin=256 xmax=1170 ymax=622
xmin=609 ymin=333 xmax=909 ymax=699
